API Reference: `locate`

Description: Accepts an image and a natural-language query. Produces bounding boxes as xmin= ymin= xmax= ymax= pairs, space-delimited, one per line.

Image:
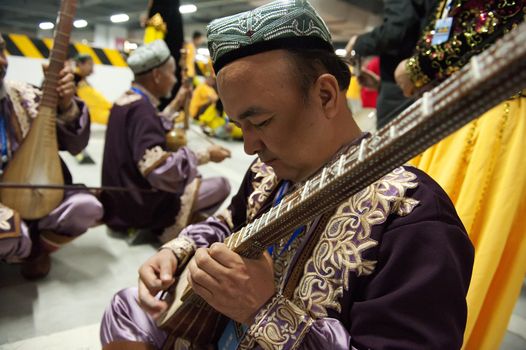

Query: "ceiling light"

xmin=74 ymin=19 xmax=88 ymax=28
xmin=110 ymin=14 xmax=129 ymax=23
xmin=335 ymin=49 xmax=347 ymax=57
xmin=39 ymin=22 xmax=54 ymax=30
xmin=179 ymin=4 xmax=197 ymax=14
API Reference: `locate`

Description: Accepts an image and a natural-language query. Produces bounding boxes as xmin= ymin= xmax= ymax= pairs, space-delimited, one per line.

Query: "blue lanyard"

xmin=267 ymin=181 xmax=305 ymax=257
xmin=218 ymin=182 xmax=305 ymax=350
xmin=0 ymin=116 xmax=9 ymax=166
xmin=131 ymin=86 xmax=148 ymax=99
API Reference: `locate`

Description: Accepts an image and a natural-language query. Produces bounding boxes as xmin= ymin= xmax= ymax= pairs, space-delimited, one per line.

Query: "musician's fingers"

xmin=208 ymin=242 xmax=243 ymax=268
xmin=158 ymin=252 xmax=177 ymax=288
xmin=221 ymin=147 xmax=232 ymax=158
xmin=138 ymin=263 xmax=163 ymax=291
xmin=57 ymin=74 xmax=75 ymax=95
xmin=138 ymin=280 xmax=167 ymax=316
xmin=187 ymin=265 xmax=214 ymax=301
xmin=193 ymin=248 xmax=228 ymax=282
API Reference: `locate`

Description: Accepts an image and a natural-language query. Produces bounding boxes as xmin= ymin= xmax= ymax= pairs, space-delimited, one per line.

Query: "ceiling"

xmin=0 ymin=0 xmax=383 ymax=46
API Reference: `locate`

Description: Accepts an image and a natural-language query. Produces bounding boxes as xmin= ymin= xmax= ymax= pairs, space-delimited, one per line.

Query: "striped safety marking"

xmin=1 ymin=33 xmax=127 ymax=67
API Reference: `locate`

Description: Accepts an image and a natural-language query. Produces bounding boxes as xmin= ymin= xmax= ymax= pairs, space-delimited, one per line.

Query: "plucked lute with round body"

xmin=0 ymin=0 xmax=77 ymax=219
xmin=156 ymin=21 xmax=526 ymax=347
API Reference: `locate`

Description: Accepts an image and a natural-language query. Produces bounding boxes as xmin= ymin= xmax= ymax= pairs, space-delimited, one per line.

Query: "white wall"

xmin=5 ymin=55 xmax=133 ymax=102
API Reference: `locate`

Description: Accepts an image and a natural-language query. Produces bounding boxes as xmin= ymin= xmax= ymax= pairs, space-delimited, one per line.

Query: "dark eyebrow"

xmin=238 ymin=106 xmax=271 ymax=120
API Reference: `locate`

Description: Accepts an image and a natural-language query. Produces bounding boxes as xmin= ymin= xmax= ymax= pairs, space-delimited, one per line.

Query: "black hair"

xmin=192 ymin=31 xmax=203 ymax=40
xmin=75 ymin=54 xmax=93 ymax=64
xmin=285 ymin=47 xmax=351 ymax=100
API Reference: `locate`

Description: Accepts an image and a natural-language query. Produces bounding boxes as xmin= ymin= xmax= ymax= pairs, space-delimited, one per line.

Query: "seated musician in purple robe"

xmin=100 ymin=1 xmax=474 ymax=349
xmin=100 ymin=40 xmax=231 ymax=242
xmin=0 ymin=33 xmax=103 ymax=279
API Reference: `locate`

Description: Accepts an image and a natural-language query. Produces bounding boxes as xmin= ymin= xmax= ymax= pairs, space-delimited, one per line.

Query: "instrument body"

xmin=0 ymin=0 xmax=77 ymax=219
xmin=156 ymin=23 xmax=526 ymax=346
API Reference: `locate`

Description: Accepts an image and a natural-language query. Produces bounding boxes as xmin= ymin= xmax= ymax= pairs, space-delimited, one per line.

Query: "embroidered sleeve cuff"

xmin=406 ymin=56 xmax=431 ymax=89
xmin=195 ymin=150 xmax=210 ymax=165
xmin=138 ymin=146 xmax=171 ymax=177
xmin=247 ymin=294 xmax=313 ymax=350
xmin=159 ymin=235 xmax=196 ymax=270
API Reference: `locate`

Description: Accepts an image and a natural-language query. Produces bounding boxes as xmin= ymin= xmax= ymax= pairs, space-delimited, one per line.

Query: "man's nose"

xmin=243 ymin=128 xmax=264 ymax=156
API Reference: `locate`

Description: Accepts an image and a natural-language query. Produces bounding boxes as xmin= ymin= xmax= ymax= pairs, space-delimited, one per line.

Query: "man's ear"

xmin=315 ymin=73 xmax=340 ymax=119
xmin=152 ymin=68 xmax=161 ymax=84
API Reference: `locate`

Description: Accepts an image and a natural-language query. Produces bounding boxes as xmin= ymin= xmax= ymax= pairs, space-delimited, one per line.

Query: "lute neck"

xmin=40 ymin=0 xmax=77 ymax=110
xmin=224 ymin=22 xmax=526 ymax=259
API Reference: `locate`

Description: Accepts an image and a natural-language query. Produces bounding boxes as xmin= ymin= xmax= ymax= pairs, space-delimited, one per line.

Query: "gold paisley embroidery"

xmin=246 ymin=159 xmax=278 ymax=221
xmin=272 ymin=225 xmax=308 ymax=290
xmin=293 ymin=167 xmax=419 ymax=318
xmin=244 ymin=294 xmax=313 ymax=350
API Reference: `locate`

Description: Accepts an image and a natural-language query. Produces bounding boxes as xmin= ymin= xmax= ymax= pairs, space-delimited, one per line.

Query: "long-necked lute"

xmin=0 ymin=0 xmax=77 ymax=219
xmin=156 ymin=22 xmax=526 ymax=345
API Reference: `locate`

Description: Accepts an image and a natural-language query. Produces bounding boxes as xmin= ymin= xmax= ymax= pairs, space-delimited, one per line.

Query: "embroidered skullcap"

xmin=127 ymin=39 xmax=171 ymax=75
xmin=207 ymin=0 xmax=333 ymax=73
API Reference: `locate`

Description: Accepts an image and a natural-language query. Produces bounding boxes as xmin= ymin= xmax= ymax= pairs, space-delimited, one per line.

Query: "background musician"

xmin=101 ymin=39 xmax=231 ymax=243
xmin=0 ymin=33 xmax=103 ymax=280
xmin=100 ymin=1 xmax=474 ymax=349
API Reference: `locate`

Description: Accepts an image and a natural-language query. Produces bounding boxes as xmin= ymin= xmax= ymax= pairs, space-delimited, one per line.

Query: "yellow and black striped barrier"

xmin=1 ymin=33 xmax=127 ymax=67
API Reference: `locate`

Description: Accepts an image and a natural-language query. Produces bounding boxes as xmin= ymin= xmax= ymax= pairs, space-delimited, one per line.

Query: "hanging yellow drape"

xmin=76 ymin=81 xmax=112 ymax=125
xmin=410 ymin=94 xmax=526 ymax=350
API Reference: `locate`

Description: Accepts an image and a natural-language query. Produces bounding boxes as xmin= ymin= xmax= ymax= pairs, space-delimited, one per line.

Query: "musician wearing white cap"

xmin=0 ymin=33 xmax=103 ymax=279
xmin=100 ymin=2 xmax=474 ymax=349
xmin=101 ymin=39 xmax=232 ymax=242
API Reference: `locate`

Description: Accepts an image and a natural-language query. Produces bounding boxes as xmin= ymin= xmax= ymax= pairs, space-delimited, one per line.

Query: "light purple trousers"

xmin=193 ymin=177 xmax=231 ymax=215
xmin=101 ymin=287 xmax=168 ymax=348
xmin=0 ymin=190 xmax=103 ymax=261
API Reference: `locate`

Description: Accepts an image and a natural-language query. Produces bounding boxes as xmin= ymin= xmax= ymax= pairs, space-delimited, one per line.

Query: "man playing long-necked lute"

xmin=100 ymin=1 xmax=474 ymax=349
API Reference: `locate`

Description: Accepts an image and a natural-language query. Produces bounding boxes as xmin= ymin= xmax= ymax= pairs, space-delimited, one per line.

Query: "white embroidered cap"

xmin=127 ymin=39 xmax=171 ymax=75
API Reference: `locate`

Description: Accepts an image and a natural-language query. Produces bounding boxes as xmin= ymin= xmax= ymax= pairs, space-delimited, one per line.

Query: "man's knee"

xmin=216 ymin=177 xmax=231 ymax=202
xmin=0 ymin=221 xmax=32 ymax=262
xmin=69 ymin=194 xmax=104 ymax=225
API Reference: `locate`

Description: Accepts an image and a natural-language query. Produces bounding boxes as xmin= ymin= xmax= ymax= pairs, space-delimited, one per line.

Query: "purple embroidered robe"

xmin=101 ymin=87 xmax=199 ymax=231
xmin=170 ymin=160 xmax=474 ymax=349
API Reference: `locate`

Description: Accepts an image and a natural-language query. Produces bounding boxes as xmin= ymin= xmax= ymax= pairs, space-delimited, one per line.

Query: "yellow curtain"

xmin=189 ymin=83 xmax=218 ymax=118
xmin=144 ymin=26 xmax=165 ymax=44
xmin=77 ymin=81 xmax=112 ymax=125
xmin=410 ymin=95 xmax=526 ymax=349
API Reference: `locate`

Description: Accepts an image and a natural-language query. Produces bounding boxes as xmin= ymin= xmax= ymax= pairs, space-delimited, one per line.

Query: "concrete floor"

xmin=0 ymin=119 xmax=525 ymax=349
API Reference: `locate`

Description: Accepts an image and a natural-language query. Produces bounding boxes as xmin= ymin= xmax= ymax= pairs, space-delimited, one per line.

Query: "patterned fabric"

xmin=246 ymin=159 xmax=279 ymax=222
xmin=293 ymin=167 xmax=419 ymax=318
xmin=407 ymin=0 xmax=525 ymax=88
xmin=127 ymin=39 xmax=171 ymax=75
xmin=138 ymin=145 xmax=171 ymax=176
xmin=243 ymin=294 xmax=313 ymax=350
xmin=240 ymin=167 xmax=420 ymax=349
xmin=207 ymin=0 xmax=333 ymax=71
xmin=160 ymin=235 xmax=196 ymax=268
xmin=0 ymin=203 xmax=21 ymax=240
xmin=4 ymin=80 xmax=41 ymax=139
